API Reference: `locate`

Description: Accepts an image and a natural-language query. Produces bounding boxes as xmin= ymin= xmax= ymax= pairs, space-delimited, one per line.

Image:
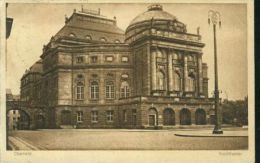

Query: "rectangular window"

xmin=90 ymin=82 xmax=99 ymax=99
xmin=123 ymin=110 xmax=127 ymax=122
xmin=121 ymin=56 xmax=129 ymax=62
xmin=76 ymin=56 xmax=84 ymax=63
xmin=91 ymin=56 xmax=98 ymax=63
xmin=121 ymin=86 xmax=130 ymax=98
xmin=105 ymin=56 xmax=113 ymax=62
xmin=77 ymin=111 xmax=83 ymax=122
xmin=106 ymin=84 xmax=115 ymax=99
xmin=76 ymin=84 xmax=84 ymax=100
xmin=132 ymin=109 xmax=137 ymax=126
xmin=107 ymin=110 xmax=114 ymax=122
xmin=91 ymin=111 xmax=98 ymax=122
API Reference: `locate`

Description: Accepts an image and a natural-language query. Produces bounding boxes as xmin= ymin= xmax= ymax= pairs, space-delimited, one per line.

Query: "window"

xmin=91 ymin=111 xmax=98 ymax=122
xmin=122 ymin=56 xmax=129 ymax=62
xmin=69 ymin=33 xmax=76 ymax=37
xmin=107 ymin=110 xmax=114 ymax=122
xmin=132 ymin=109 xmax=137 ymax=126
xmin=105 ymin=56 xmax=113 ymax=62
xmin=106 ymin=81 xmax=115 ymax=99
xmin=121 ymin=74 xmax=128 ymax=78
xmin=107 ymin=73 xmax=114 ymax=77
xmin=157 ymin=71 xmax=165 ymax=90
xmin=77 ymin=111 xmax=83 ymax=122
xmin=76 ymin=56 xmax=84 ymax=63
xmin=13 ymin=110 xmax=15 ymax=114
xmin=173 ymin=72 xmax=181 ymax=91
xmin=90 ymin=81 xmax=99 ymax=99
xmin=85 ymin=35 xmax=92 ymax=40
xmin=77 ymin=74 xmax=83 ymax=78
xmin=123 ymin=110 xmax=127 ymax=122
xmin=45 ymin=81 xmax=48 ymax=88
xmin=91 ymin=56 xmax=98 ymax=63
xmin=120 ymin=81 xmax=130 ymax=98
xmin=100 ymin=37 xmax=107 ymax=42
xmin=76 ymin=82 xmax=84 ymax=100
xmin=187 ymin=74 xmax=195 ymax=92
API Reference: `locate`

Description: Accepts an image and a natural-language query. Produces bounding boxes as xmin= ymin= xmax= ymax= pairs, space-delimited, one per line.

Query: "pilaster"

xmin=151 ymin=49 xmax=157 ymax=91
xmin=168 ymin=51 xmax=173 ymax=93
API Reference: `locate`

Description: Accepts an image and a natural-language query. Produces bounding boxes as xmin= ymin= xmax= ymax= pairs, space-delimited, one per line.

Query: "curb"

xmin=174 ymin=134 xmax=248 ymax=138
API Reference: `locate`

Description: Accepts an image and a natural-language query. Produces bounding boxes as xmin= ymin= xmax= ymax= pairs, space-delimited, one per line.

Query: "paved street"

xmin=8 ymin=128 xmax=248 ymax=150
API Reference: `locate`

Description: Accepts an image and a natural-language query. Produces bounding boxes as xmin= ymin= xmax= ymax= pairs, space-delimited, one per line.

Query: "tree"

xmin=221 ymin=96 xmax=248 ymax=126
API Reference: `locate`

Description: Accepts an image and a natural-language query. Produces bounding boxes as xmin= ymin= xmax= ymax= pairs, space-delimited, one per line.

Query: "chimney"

xmin=65 ymin=15 xmax=69 ymax=24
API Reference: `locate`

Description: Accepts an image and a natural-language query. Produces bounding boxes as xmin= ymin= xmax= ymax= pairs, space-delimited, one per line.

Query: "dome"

xmin=129 ymin=4 xmax=176 ymax=26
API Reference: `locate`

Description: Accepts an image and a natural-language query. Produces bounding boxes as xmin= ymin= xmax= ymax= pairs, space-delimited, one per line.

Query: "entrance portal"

xmin=163 ymin=108 xmax=175 ymax=125
xmin=180 ymin=108 xmax=191 ymax=125
xmin=149 ymin=115 xmax=156 ymax=126
xmin=195 ymin=109 xmax=206 ymax=125
xmin=148 ymin=108 xmax=158 ymax=126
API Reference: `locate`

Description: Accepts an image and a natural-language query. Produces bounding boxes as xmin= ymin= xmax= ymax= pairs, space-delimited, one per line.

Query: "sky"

xmin=6 ymin=3 xmax=248 ymax=100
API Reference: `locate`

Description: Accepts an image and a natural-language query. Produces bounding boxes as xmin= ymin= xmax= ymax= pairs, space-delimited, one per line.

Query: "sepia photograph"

xmin=1 ymin=0 xmax=254 ymax=163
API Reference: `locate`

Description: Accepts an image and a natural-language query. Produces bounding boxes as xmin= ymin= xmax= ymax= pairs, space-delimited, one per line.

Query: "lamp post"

xmin=208 ymin=10 xmax=223 ymax=134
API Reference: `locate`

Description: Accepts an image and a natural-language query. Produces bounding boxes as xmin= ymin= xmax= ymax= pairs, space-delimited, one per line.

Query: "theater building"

xmin=20 ymin=4 xmax=215 ymax=129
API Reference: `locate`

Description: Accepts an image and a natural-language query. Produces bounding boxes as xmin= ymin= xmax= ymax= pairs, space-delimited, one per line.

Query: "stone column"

xmin=198 ymin=55 xmax=203 ymax=94
xmin=151 ymin=49 xmax=157 ymax=91
xmin=191 ymin=109 xmax=196 ymax=125
xmin=183 ymin=55 xmax=188 ymax=92
xmin=175 ymin=109 xmax=180 ymax=126
xmin=168 ymin=51 xmax=173 ymax=92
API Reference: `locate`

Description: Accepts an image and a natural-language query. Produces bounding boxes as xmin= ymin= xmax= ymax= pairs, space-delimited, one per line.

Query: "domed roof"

xmin=129 ymin=4 xmax=176 ymax=26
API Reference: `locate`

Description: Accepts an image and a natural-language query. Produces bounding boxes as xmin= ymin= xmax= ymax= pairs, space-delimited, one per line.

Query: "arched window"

xmin=100 ymin=37 xmax=107 ymax=42
xmin=120 ymin=81 xmax=130 ymax=98
xmin=173 ymin=71 xmax=181 ymax=91
xmin=90 ymin=81 xmax=99 ymax=99
xmin=69 ymin=33 xmax=76 ymax=37
xmin=114 ymin=39 xmax=120 ymax=43
xmin=106 ymin=81 xmax=115 ymax=99
xmin=187 ymin=73 xmax=195 ymax=92
xmin=85 ymin=35 xmax=92 ymax=40
xmin=76 ymin=82 xmax=84 ymax=100
xmin=157 ymin=71 xmax=165 ymax=90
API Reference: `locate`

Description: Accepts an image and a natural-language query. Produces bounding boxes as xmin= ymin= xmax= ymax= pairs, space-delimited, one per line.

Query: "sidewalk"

xmin=8 ymin=136 xmax=47 ymax=150
xmin=174 ymin=129 xmax=248 ymax=137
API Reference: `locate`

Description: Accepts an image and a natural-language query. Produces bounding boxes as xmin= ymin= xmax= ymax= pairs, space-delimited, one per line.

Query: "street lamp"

xmin=208 ymin=10 xmax=223 ymax=134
